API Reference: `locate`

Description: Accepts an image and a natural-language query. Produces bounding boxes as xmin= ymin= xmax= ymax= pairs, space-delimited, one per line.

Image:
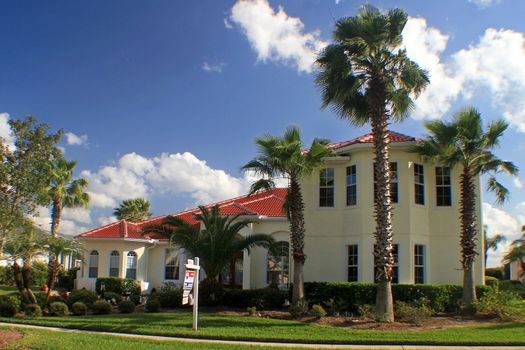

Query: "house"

xmin=75 ymin=131 xmax=484 ymax=291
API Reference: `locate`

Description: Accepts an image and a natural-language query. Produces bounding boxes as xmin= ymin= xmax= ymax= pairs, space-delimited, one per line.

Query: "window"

xmin=109 ymin=251 xmax=120 ymax=277
xmin=347 ymin=245 xmax=358 ymax=282
xmin=414 ymin=245 xmax=426 ymax=284
xmin=319 ymin=168 xmax=335 ymax=207
xmin=374 ymin=244 xmax=399 ymax=284
xmin=88 ymin=250 xmax=99 ymax=278
xmin=414 ymin=164 xmax=425 ymax=205
xmin=436 ymin=167 xmax=452 ymax=206
xmin=374 ymin=162 xmax=398 ymax=203
xmin=267 ymin=241 xmax=290 ymax=287
xmin=165 ymin=248 xmax=180 ymax=280
xmin=346 ymin=165 xmax=357 ymax=206
xmin=125 ymin=251 xmax=137 ymax=280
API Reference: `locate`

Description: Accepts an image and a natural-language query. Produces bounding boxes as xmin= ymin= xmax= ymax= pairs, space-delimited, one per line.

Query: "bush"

xmin=130 ymin=294 xmax=141 ymax=305
xmin=68 ymin=289 xmax=98 ymax=308
xmin=247 ymin=306 xmax=257 ymax=316
xmin=49 ymin=302 xmax=69 ymax=316
xmin=91 ymin=300 xmax=112 ymax=315
xmin=118 ymin=300 xmax=136 ymax=314
xmin=71 ymin=302 xmax=88 ymax=316
xmin=485 ymin=276 xmax=499 ymax=286
xmin=485 ymin=267 xmax=505 ymax=280
xmin=476 ymin=285 xmax=525 ymax=321
xmin=56 ymin=268 xmax=79 ymax=291
xmin=395 ymin=299 xmax=433 ymax=324
xmin=0 ymin=295 xmax=22 ymax=312
xmin=499 ymin=280 xmax=525 ymax=298
xmin=199 ymin=279 xmax=224 ymax=306
xmin=145 ymin=298 xmax=161 ymax=313
xmin=30 ymin=262 xmax=49 ymax=289
xmin=157 ymin=283 xmax=182 ymax=308
xmin=222 ymin=288 xmax=288 ymax=310
xmin=24 ymin=304 xmax=42 ymax=318
xmin=0 ymin=266 xmax=14 ymax=286
xmin=102 ymin=292 xmax=123 ymax=305
xmin=358 ymin=304 xmax=374 ymax=320
xmin=309 ymin=304 xmax=327 ymax=319
xmin=0 ymin=302 xmax=17 ymax=317
xmin=48 ymin=295 xmax=67 ymax=306
xmin=289 ymin=300 xmax=309 ymax=319
xmin=95 ymin=277 xmax=140 ymax=297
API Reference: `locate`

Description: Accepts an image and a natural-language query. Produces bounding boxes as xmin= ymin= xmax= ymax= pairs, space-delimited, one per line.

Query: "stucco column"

xmin=242 ymin=249 xmax=251 ymax=290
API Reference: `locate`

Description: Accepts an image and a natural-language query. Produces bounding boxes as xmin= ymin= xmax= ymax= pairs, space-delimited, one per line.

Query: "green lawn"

xmin=1 ymin=310 xmax=524 ymax=345
xmin=0 ymin=327 xmax=305 ymax=350
xmin=0 ymin=286 xmax=18 ymax=296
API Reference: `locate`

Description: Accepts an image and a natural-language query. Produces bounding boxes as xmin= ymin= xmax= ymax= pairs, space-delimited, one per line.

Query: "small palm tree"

xmin=142 ymin=205 xmax=274 ymax=282
xmin=114 ymin=198 xmax=153 ymax=222
xmin=503 ymin=225 xmax=525 ymax=281
xmin=412 ymin=107 xmax=518 ymax=311
xmin=316 ymin=5 xmax=429 ymax=322
xmin=483 ymin=225 xmax=506 ymax=268
xmin=241 ymin=126 xmax=333 ymax=306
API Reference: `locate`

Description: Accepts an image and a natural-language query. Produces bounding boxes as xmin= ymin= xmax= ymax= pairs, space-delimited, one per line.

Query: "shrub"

xmin=247 ymin=306 xmax=257 ymax=316
xmin=71 ymin=302 xmax=88 ymax=316
xmin=49 ymin=302 xmax=69 ymax=316
xmin=199 ymin=279 xmax=224 ymax=306
xmin=289 ymin=300 xmax=309 ymax=319
xmin=0 ymin=295 xmax=22 ymax=312
xmin=95 ymin=277 xmax=140 ymax=296
xmin=476 ymin=285 xmax=525 ymax=321
xmin=102 ymin=292 xmax=123 ymax=305
xmin=145 ymin=298 xmax=161 ymax=313
xmin=485 ymin=267 xmax=505 ymax=280
xmin=48 ymin=295 xmax=67 ymax=306
xmin=157 ymin=283 xmax=182 ymax=308
xmin=56 ymin=268 xmax=79 ymax=291
xmin=91 ymin=300 xmax=112 ymax=315
xmin=68 ymin=289 xmax=98 ymax=308
xmin=117 ymin=300 xmax=136 ymax=314
xmin=395 ymin=299 xmax=433 ymax=324
xmin=0 ymin=302 xmax=17 ymax=317
xmin=30 ymin=262 xmax=49 ymax=289
xmin=0 ymin=266 xmax=14 ymax=286
xmin=130 ymin=294 xmax=141 ymax=305
xmin=24 ymin=304 xmax=42 ymax=318
xmin=499 ymin=280 xmax=525 ymax=299
xmin=358 ymin=304 xmax=374 ymax=320
xmin=309 ymin=304 xmax=327 ymax=319
xmin=485 ymin=276 xmax=499 ymax=286
xmin=222 ymin=288 xmax=288 ymax=310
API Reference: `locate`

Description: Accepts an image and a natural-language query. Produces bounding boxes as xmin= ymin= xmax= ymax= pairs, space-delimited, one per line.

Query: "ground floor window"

xmin=267 ymin=241 xmax=290 ymax=287
xmin=88 ymin=250 xmax=99 ymax=278
xmin=109 ymin=250 xmax=120 ymax=277
xmin=126 ymin=251 xmax=137 ymax=280
xmin=347 ymin=244 xmax=358 ymax=282
xmin=374 ymin=244 xmax=399 ymax=284
xmin=414 ymin=245 xmax=426 ymax=284
xmin=165 ymin=248 xmax=180 ymax=280
xmin=221 ymin=252 xmax=243 ymax=288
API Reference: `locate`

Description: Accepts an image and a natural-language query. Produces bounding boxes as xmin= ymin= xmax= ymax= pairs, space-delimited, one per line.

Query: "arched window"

xmin=165 ymin=248 xmax=180 ymax=280
xmin=267 ymin=241 xmax=289 ymax=287
xmin=88 ymin=250 xmax=99 ymax=278
xmin=109 ymin=251 xmax=120 ymax=277
xmin=125 ymin=251 xmax=137 ymax=280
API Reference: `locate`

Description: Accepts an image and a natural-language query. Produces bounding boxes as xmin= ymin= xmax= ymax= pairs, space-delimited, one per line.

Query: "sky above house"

xmin=1 ymin=0 xmax=524 ymax=267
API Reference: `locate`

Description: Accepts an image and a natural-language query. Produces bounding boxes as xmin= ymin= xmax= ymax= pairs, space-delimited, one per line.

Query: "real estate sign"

xmin=182 ymin=270 xmax=195 ymax=305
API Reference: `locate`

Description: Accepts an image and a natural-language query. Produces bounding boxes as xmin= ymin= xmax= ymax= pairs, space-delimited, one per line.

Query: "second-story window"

xmin=319 ymin=168 xmax=335 ymax=207
xmin=436 ymin=167 xmax=452 ymax=206
xmin=374 ymin=162 xmax=398 ymax=203
xmin=346 ymin=165 xmax=357 ymax=206
xmin=414 ymin=164 xmax=425 ymax=205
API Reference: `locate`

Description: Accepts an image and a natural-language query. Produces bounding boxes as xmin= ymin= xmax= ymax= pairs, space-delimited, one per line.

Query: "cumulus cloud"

xmin=202 ymin=62 xmax=226 ymax=73
xmin=229 ymin=0 xmax=327 ymax=73
xmin=0 ymin=113 xmax=15 ymax=149
xmin=468 ymin=0 xmax=502 ymax=8
xmin=31 ymin=206 xmax=90 ymax=236
xmin=483 ymin=202 xmax=525 ymax=267
xmin=514 ymin=177 xmax=523 ymax=189
xmin=65 ymin=132 xmax=88 ymax=146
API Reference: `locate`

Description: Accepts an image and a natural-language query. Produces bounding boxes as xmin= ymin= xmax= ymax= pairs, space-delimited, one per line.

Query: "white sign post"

xmin=183 ymin=257 xmax=200 ymax=331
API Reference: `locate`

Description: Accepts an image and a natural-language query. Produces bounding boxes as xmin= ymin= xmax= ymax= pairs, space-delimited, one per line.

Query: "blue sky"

xmin=1 ymin=0 xmax=524 ymax=266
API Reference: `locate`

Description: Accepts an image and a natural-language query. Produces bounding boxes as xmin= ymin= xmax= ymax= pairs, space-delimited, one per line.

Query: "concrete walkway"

xmin=0 ymin=322 xmax=523 ymax=350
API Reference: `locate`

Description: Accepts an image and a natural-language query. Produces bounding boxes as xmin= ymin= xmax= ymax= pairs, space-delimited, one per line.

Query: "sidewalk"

xmin=0 ymin=322 xmax=523 ymax=350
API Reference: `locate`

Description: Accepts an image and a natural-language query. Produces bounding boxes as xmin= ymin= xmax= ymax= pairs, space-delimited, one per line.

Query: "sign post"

xmin=183 ymin=257 xmax=200 ymax=331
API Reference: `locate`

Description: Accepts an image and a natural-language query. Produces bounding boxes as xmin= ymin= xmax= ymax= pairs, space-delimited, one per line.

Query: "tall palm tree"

xmin=114 ymin=198 xmax=153 ymax=222
xmin=503 ymin=225 xmax=525 ymax=281
xmin=483 ymin=225 xmax=506 ymax=268
xmin=142 ymin=205 xmax=274 ymax=282
xmin=316 ymin=5 xmax=429 ymax=322
xmin=241 ymin=126 xmax=333 ymax=306
xmin=412 ymin=107 xmax=518 ymax=312
xmin=45 ymin=156 xmax=89 ymax=293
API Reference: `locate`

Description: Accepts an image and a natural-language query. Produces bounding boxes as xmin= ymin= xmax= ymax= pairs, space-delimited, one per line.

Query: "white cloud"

xmin=482 ymin=202 xmax=525 ymax=267
xmin=468 ymin=0 xmax=502 ymax=8
xmin=31 ymin=206 xmax=89 ymax=236
xmin=97 ymin=215 xmax=117 ymax=226
xmin=224 ymin=18 xmax=233 ymax=29
xmin=514 ymin=177 xmax=523 ymax=189
xmin=229 ymin=0 xmax=327 ymax=73
xmin=65 ymin=132 xmax=88 ymax=146
xmin=0 ymin=113 xmax=15 ymax=149
xmin=202 ymin=62 xmax=226 ymax=73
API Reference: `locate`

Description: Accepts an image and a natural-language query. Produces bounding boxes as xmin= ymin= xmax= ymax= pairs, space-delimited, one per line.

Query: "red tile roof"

xmin=327 ymin=131 xmax=415 ymax=151
xmin=77 ymin=188 xmax=288 ymax=241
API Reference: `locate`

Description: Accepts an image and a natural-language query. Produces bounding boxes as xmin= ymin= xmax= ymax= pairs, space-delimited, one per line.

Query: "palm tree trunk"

xmin=47 ymin=200 xmax=61 ymax=295
xmin=288 ymin=178 xmax=306 ymax=305
xmin=460 ymin=166 xmax=478 ymax=313
xmin=370 ymin=77 xmax=395 ymax=323
xmin=45 ymin=261 xmax=60 ymax=304
xmin=12 ymin=262 xmax=29 ymax=304
xmin=22 ymin=260 xmax=37 ymax=304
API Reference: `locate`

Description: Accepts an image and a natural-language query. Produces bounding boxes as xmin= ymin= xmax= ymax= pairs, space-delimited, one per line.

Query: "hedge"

xmin=95 ymin=277 xmax=140 ymax=296
xmin=304 ymin=282 xmax=488 ymax=312
xmin=222 ymin=288 xmax=289 ymax=309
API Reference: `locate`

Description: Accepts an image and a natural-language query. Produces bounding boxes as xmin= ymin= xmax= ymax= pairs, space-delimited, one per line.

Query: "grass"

xmin=0 ymin=310 xmax=524 ymax=345
xmin=0 ymin=327 xmax=303 ymax=350
xmin=0 ymin=286 xmax=18 ymax=296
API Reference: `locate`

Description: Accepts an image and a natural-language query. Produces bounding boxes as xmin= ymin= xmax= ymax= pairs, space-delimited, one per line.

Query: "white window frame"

xmin=125 ymin=251 xmax=137 ymax=280
xmin=109 ymin=250 xmax=120 ymax=277
xmin=346 ymin=165 xmax=357 ymax=207
xmin=414 ymin=163 xmax=425 ymax=206
xmin=88 ymin=250 xmax=99 ymax=279
xmin=319 ymin=168 xmax=335 ymax=208
xmin=164 ymin=248 xmax=180 ymax=281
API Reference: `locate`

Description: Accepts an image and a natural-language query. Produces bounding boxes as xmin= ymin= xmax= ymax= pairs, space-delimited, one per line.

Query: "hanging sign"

xmin=182 ymin=270 xmax=195 ymax=305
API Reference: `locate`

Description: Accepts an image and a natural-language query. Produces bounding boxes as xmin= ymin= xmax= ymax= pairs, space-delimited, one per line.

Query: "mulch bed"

xmin=0 ymin=329 xmax=23 ymax=348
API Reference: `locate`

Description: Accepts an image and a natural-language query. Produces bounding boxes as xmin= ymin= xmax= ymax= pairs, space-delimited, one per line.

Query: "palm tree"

xmin=45 ymin=156 xmax=89 ymax=293
xmin=114 ymin=198 xmax=153 ymax=222
xmin=483 ymin=225 xmax=506 ymax=268
xmin=44 ymin=237 xmax=83 ymax=303
xmin=241 ymin=126 xmax=333 ymax=306
xmin=316 ymin=5 xmax=429 ymax=322
xmin=142 ymin=205 xmax=274 ymax=282
xmin=412 ymin=107 xmax=518 ymax=312
xmin=503 ymin=225 xmax=525 ymax=281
